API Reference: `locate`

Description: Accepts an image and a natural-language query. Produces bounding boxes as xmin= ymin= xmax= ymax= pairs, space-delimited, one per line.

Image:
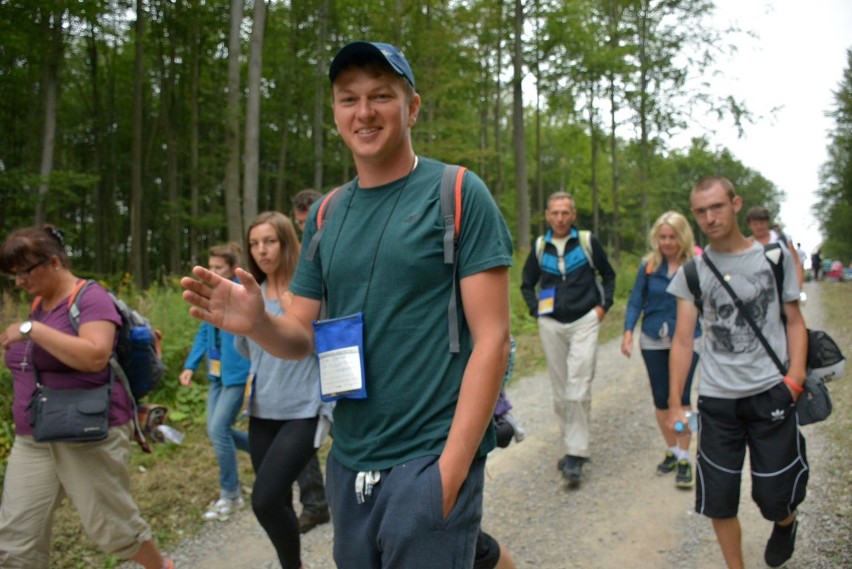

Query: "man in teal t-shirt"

xmin=183 ymin=41 xmax=513 ymax=568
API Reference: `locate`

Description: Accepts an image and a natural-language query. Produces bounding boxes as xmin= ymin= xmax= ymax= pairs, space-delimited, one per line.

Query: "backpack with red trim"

xmin=33 ymin=280 xmax=165 ymax=403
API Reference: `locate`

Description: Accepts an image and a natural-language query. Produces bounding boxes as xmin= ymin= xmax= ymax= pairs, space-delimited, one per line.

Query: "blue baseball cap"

xmin=329 ymin=41 xmax=415 ymax=88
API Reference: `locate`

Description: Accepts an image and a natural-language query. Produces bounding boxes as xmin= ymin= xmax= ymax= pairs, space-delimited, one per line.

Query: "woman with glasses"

xmin=0 ymin=225 xmax=172 ymax=569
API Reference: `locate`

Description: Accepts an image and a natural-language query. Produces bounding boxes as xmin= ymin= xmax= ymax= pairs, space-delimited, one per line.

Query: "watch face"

xmin=20 ymin=321 xmax=32 ymax=336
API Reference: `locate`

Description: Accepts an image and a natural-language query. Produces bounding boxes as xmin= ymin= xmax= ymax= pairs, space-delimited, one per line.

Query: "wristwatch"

xmin=19 ymin=321 xmax=33 ymax=338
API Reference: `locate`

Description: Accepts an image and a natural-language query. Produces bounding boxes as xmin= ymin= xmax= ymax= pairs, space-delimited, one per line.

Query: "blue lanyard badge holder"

xmin=313 ymin=312 xmax=367 ymax=402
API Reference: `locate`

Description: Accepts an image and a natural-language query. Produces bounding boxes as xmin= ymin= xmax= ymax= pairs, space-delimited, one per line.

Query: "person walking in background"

xmin=291 ymin=189 xmax=323 ymax=233
xmin=521 ymin=191 xmax=616 ymax=489
xmin=180 ymin=242 xmax=251 ymax=522
xmin=236 ymin=211 xmax=333 ymax=569
xmin=668 ymin=177 xmax=808 ymax=569
xmin=811 ymin=248 xmax=822 ymax=281
xmin=288 ymin=187 xmax=334 ymax=533
xmin=0 ymin=225 xmax=173 ymax=569
xmin=621 ymin=211 xmax=700 ymax=489
xmin=745 ymin=206 xmax=804 ymax=288
xmin=182 ymin=41 xmax=512 ymax=568
xmin=796 ymin=242 xmax=807 ymax=270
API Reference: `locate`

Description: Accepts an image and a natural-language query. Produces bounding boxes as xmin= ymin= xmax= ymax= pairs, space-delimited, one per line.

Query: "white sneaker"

xmin=202 ymin=496 xmax=245 ymax=521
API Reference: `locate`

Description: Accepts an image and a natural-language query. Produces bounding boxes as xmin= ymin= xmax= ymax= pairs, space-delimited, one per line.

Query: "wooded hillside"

xmin=0 ymin=0 xmax=789 ymax=287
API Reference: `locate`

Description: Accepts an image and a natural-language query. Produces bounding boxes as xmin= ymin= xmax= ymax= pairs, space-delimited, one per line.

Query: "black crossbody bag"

xmin=29 ymin=363 xmax=112 ymax=442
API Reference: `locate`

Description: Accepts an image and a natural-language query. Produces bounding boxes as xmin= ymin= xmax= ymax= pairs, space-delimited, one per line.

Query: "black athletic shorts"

xmin=695 ymin=382 xmax=809 ymax=521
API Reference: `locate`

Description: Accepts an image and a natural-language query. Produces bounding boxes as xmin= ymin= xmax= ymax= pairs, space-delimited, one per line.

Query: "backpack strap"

xmin=534 ymin=231 xmax=595 ymax=272
xmin=65 ymin=279 xmax=94 ymax=330
xmin=305 ymin=184 xmax=347 ymax=262
xmin=578 ymin=230 xmax=595 ymax=271
xmin=66 ymin=280 xmax=151 ymax=451
xmin=641 ymin=261 xmax=653 ymax=305
xmin=763 ymin=242 xmax=786 ymax=323
xmin=440 ymin=164 xmax=467 ymax=354
xmin=534 ymin=235 xmax=545 ymax=266
xmin=683 ymin=258 xmax=702 ymax=315
xmin=29 ymin=278 xmax=88 ymax=317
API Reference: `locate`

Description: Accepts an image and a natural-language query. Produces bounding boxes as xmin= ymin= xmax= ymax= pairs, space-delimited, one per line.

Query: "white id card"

xmin=318 ymin=346 xmax=364 ymax=398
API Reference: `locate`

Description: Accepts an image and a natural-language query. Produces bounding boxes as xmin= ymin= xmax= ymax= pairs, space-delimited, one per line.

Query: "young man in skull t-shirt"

xmin=666 ymin=176 xmax=809 ymax=569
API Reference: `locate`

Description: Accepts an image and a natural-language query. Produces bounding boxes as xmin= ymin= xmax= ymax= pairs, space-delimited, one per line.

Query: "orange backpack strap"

xmin=305 ymin=184 xmax=347 ymax=262
xmin=439 ymin=164 xmax=467 ymax=353
xmin=29 ymin=279 xmax=88 ymax=316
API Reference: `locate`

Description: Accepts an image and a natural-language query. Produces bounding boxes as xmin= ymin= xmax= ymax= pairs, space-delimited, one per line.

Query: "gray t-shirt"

xmin=235 ymin=283 xmax=329 ymax=420
xmin=667 ymin=242 xmax=800 ymax=399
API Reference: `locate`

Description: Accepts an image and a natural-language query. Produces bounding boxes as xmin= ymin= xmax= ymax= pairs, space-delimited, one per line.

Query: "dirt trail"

xmin=160 ymin=281 xmax=840 ymax=568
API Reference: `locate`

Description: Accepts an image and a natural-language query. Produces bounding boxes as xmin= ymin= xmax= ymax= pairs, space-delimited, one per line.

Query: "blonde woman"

xmin=621 ymin=211 xmax=701 ymax=489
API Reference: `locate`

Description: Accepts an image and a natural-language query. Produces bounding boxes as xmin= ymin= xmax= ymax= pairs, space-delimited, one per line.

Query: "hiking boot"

xmin=298 ymin=508 xmax=331 ymax=534
xmin=675 ymin=460 xmax=694 ymax=489
xmin=765 ymin=517 xmax=798 ymax=567
xmin=657 ymin=451 xmax=677 ymax=475
xmin=202 ymin=496 xmax=244 ymax=521
xmin=560 ymin=455 xmax=587 ymax=489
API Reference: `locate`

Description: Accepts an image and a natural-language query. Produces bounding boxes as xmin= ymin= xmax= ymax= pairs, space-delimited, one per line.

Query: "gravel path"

xmin=152 ymin=281 xmax=847 ymax=568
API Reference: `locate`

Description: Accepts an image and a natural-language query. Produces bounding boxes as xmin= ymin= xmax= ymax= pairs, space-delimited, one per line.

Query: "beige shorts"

xmin=0 ymin=423 xmax=152 ymax=568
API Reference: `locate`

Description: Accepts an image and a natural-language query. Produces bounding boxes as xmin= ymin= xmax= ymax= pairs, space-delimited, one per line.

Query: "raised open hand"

xmin=181 ymin=266 xmax=264 ymax=337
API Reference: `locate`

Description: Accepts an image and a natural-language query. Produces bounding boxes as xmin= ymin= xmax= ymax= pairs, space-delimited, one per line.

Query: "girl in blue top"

xmin=621 ymin=211 xmax=701 ymax=489
xmin=180 ymin=242 xmax=251 ymax=520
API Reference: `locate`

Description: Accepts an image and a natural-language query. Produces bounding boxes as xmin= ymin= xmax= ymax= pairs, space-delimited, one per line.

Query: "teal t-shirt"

xmin=291 ymin=157 xmax=514 ymax=471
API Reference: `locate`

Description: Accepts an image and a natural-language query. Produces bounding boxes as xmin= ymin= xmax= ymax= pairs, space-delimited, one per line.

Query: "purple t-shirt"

xmin=4 ymin=281 xmax=134 ymax=435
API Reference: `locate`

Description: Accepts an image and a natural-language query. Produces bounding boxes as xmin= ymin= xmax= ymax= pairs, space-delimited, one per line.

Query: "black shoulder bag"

xmin=29 ymin=361 xmax=112 ymax=442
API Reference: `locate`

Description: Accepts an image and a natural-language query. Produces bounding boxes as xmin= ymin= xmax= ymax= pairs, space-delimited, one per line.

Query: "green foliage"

xmin=815 ymin=49 xmax=852 ymax=263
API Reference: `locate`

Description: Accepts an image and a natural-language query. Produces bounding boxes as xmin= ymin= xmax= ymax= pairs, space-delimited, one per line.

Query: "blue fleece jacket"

xmin=624 ymin=260 xmax=701 ymax=340
xmin=183 ymin=321 xmax=251 ymax=387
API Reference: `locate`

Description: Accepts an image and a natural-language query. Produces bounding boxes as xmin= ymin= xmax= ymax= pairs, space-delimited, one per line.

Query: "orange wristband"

xmin=784 ymin=376 xmax=804 ymax=394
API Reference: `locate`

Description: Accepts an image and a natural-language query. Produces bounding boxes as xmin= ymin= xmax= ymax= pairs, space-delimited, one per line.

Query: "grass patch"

xmin=811 ymin=283 xmax=852 ymax=564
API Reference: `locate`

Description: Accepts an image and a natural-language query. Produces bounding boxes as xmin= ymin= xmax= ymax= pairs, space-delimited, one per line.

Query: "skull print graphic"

xmin=706 ymin=269 xmax=776 ymax=354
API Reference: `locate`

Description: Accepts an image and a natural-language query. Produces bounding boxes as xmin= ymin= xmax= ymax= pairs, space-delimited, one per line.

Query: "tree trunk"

xmin=35 ymin=10 xmax=62 ymax=225
xmin=512 ymin=0 xmax=530 ymax=250
xmin=587 ymin=81 xmax=600 ymax=236
xmin=242 ymin=0 xmax=267 ymax=229
xmin=87 ymin=23 xmax=107 ymax=275
xmin=313 ymin=0 xmax=329 ymax=193
xmin=224 ymin=0 xmax=244 ymax=243
xmin=608 ymin=69 xmax=620 ymax=263
xmin=130 ymin=0 xmax=146 ymax=288
xmin=188 ymin=0 xmax=202 ymax=267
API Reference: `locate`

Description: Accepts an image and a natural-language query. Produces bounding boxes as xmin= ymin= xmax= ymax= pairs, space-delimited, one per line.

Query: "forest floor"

xmin=133 ymin=279 xmax=851 ymax=569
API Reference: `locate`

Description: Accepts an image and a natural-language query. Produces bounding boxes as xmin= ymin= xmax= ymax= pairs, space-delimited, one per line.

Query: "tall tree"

xmin=242 ymin=0 xmax=267 ymax=227
xmin=512 ymin=0 xmax=530 ymax=250
xmin=814 ymin=49 xmax=852 ymax=260
xmin=313 ymin=0 xmax=329 ymax=193
xmin=35 ymin=8 xmax=63 ymax=225
xmin=224 ymin=0 xmax=243 ymax=243
xmin=130 ymin=0 xmax=147 ymax=287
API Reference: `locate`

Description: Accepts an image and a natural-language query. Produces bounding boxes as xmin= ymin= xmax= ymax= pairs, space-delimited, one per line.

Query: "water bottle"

xmin=674 ymin=411 xmax=698 ymax=433
xmin=156 ymin=424 xmax=185 ymax=445
xmin=128 ymin=326 xmax=152 ymax=393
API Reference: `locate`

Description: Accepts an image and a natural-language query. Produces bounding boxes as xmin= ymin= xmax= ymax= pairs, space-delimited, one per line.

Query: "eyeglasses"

xmin=7 ymin=259 xmax=48 ymax=280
